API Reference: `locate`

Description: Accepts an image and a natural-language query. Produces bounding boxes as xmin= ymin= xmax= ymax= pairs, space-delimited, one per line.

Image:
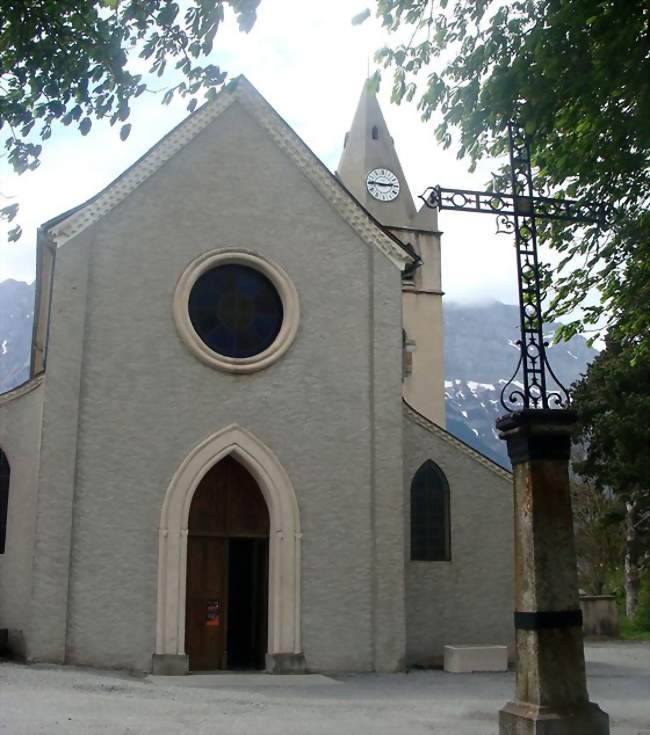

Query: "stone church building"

xmin=0 ymin=77 xmax=513 ymax=674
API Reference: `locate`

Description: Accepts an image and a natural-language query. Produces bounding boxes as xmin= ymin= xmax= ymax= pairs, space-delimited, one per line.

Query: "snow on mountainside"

xmin=0 ymin=282 xmax=597 ymax=470
xmin=0 ymin=280 xmax=34 ymax=394
xmin=444 ymin=300 xmax=598 ymax=468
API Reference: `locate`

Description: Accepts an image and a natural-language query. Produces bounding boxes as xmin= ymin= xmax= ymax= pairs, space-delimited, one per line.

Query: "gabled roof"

xmin=43 ymin=76 xmax=415 ymax=269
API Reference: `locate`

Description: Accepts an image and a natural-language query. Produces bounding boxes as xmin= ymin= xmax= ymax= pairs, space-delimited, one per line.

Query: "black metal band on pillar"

xmin=514 ymin=609 xmax=583 ymax=630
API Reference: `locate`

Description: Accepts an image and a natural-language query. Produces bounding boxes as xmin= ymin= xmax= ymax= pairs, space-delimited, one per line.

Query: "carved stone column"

xmin=497 ymin=409 xmax=609 ymax=735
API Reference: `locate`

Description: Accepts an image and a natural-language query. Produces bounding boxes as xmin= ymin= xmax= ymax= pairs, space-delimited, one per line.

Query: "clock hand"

xmin=368 ymin=180 xmax=395 ymax=187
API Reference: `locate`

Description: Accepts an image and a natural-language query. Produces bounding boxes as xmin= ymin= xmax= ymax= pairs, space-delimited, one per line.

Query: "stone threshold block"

xmin=444 ymin=644 xmax=508 ymax=673
xmin=151 ymin=654 xmax=189 ymax=675
xmin=265 ymin=653 xmax=306 ymax=674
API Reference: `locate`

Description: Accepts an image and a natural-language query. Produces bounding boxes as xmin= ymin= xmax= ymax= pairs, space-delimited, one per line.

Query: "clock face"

xmin=366 ymin=168 xmax=400 ymax=202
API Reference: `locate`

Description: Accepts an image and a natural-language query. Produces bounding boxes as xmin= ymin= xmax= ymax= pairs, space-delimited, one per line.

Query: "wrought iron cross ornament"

xmin=422 ymin=122 xmax=606 ymax=413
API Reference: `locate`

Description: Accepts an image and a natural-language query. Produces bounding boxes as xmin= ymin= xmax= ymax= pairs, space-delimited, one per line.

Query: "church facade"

xmin=0 ymin=77 xmax=513 ymax=674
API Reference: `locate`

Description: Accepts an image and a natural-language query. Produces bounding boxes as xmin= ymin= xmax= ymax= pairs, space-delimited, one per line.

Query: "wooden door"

xmin=186 ymin=536 xmax=228 ymax=670
xmin=185 ymin=456 xmax=269 ymax=671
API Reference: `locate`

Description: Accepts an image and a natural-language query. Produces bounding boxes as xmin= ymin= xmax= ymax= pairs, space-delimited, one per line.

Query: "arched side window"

xmin=410 ymin=460 xmax=450 ymax=561
xmin=0 ymin=449 xmax=9 ymax=554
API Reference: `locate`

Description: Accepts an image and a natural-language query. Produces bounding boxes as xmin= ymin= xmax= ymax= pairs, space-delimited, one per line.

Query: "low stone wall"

xmin=580 ymin=595 xmax=619 ymax=638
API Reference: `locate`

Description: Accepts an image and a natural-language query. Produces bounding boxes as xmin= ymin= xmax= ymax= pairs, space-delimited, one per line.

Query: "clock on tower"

xmin=366 ymin=168 xmax=400 ymax=202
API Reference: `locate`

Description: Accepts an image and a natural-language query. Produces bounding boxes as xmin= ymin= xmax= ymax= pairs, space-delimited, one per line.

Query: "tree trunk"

xmin=624 ymin=498 xmax=640 ymax=619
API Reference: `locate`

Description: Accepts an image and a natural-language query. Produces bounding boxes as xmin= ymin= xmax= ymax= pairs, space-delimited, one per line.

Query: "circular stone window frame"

xmin=173 ymin=249 xmax=299 ymax=373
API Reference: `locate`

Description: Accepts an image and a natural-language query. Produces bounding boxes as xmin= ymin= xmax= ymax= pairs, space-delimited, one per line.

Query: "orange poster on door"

xmin=206 ymin=600 xmax=221 ymax=627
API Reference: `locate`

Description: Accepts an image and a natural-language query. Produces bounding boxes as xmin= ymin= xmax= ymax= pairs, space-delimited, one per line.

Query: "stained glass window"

xmin=188 ymin=265 xmax=284 ymax=359
xmin=410 ymin=460 xmax=450 ymax=561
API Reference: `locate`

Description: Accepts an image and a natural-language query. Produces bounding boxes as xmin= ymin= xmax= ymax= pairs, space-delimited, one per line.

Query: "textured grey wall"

xmin=370 ymin=252 xmax=406 ymax=671
xmin=0 ymin=378 xmax=43 ymax=657
xmin=403 ymin=407 xmax=515 ymax=665
xmin=29 ymin=101 xmax=406 ymax=672
xmin=27 ymin=234 xmax=93 ymax=663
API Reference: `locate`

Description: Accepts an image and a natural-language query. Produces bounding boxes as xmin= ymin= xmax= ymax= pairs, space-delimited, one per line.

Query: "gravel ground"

xmin=0 ymin=642 xmax=648 ymax=735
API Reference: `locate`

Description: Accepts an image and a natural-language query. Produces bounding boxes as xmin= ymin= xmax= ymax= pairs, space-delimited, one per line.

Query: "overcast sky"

xmin=0 ymin=1 xmax=527 ymax=304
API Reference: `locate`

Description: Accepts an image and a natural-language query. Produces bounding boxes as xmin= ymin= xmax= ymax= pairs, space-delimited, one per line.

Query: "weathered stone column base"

xmin=265 ymin=652 xmax=306 ymax=673
xmin=151 ymin=654 xmax=189 ymax=675
xmin=500 ymin=700 xmax=609 ymax=735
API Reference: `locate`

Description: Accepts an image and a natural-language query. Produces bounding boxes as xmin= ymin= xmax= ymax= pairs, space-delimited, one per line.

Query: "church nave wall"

xmin=402 ymin=405 xmax=514 ymax=666
xmin=0 ymin=376 xmax=44 ymax=659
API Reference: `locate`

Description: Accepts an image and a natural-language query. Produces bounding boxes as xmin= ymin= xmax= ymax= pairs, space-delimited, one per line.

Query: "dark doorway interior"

xmin=227 ymin=538 xmax=268 ymax=670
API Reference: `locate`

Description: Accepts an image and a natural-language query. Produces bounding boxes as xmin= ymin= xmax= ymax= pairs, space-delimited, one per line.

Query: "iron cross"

xmin=422 ymin=121 xmax=607 ymax=413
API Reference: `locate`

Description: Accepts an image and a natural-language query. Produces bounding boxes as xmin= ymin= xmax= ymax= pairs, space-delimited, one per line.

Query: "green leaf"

xmin=366 ymin=70 xmax=381 ymax=94
xmin=79 ymin=117 xmax=92 ymax=136
xmin=8 ymin=225 xmax=22 ymax=242
xmin=352 ymin=9 xmax=371 ymax=25
xmin=1 ymin=203 xmax=19 ymax=222
xmin=119 ymin=123 xmax=131 ymax=141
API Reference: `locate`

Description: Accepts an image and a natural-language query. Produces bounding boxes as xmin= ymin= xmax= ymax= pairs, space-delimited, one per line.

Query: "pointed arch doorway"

xmin=154 ymin=424 xmax=304 ymax=675
xmin=186 ymin=456 xmax=269 ymax=670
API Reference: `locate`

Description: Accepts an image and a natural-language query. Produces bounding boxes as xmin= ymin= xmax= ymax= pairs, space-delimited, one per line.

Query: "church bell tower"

xmin=337 ymin=84 xmax=445 ymax=426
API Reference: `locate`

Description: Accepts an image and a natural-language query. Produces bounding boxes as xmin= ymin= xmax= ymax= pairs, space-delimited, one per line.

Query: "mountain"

xmin=0 ymin=282 xmax=597 ymax=470
xmin=444 ymin=300 xmax=598 ymax=468
xmin=0 ymin=280 xmax=35 ymax=394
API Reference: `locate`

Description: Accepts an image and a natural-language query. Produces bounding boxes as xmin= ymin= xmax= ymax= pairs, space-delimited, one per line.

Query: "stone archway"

xmin=153 ymin=424 xmax=303 ymax=674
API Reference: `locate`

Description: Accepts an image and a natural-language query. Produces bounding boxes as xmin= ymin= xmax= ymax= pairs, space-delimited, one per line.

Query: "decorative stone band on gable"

xmin=173 ymin=248 xmax=300 ymax=373
xmin=403 ymin=400 xmax=512 ymax=481
xmin=45 ymin=78 xmax=413 ymax=270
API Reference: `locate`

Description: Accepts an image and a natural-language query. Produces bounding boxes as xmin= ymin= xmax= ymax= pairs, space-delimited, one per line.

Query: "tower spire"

xmin=338 ymin=81 xmax=445 ymax=427
xmin=337 ymin=83 xmax=417 ymax=227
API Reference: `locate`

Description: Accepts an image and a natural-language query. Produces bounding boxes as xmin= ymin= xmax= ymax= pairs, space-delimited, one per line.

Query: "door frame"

xmin=154 ymin=424 xmax=302 ymax=672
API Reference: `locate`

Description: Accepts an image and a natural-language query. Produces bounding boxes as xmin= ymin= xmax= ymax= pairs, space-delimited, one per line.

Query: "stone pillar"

xmin=497 ymin=409 xmax=609 ymax=735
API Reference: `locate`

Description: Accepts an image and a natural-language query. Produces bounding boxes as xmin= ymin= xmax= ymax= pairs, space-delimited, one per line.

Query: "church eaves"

xmin=403 ymin=400 xmax=512 ymax=482
xmin=41 ymin=76 xmax=415 ymax=271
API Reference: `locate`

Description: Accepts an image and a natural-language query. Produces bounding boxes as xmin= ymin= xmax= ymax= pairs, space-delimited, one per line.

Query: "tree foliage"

xmin=572 ymin=336 xmax=650 ymax=496
xmin=570 ymin=480 xmax=623 ymax=596
xmin=356 ymin=1 xmax=650 ymax=354
xmin=571 ymin=330 xmax=650 ymax=614
xmin=0 ymin=0 xmax=259 ymax=239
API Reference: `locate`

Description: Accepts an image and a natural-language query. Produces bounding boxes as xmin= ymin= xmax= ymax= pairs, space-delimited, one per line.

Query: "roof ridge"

xmin=403 ymin=399 xmax=512 ymax=481
xmin=232 ymin=80 xmax=415 ymax=266
xmin=43 ymin=77 xmax=415 ymax=270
